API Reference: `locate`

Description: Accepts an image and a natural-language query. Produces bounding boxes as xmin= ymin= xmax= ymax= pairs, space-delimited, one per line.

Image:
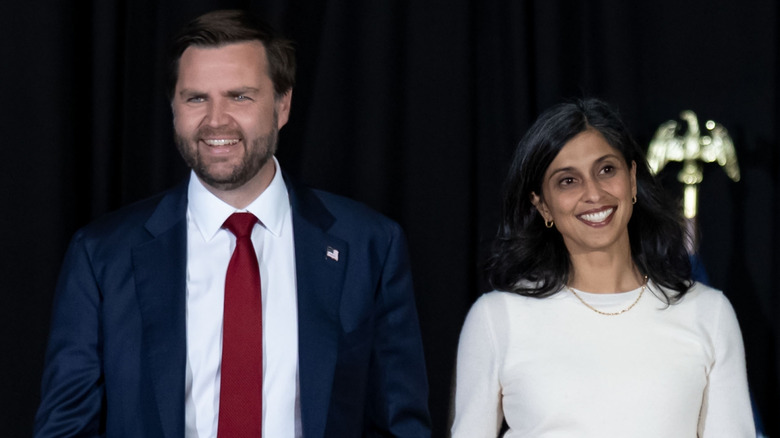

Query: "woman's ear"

xmin=530 ymin=192 xmax=550 ymax=220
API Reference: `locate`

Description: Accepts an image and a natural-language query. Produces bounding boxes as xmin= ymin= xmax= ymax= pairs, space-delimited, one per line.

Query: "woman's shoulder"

xmin=475 ymin=289 xmax=516 ymax=303
xmin=475 ymin=288 xmax=551 ymax=306
xmin=652 ymin=281 xmax=735 ymax=316
xmin=470 ymin=288 xmax=565 ymax=319
xmin=673 ymin=281 xmax=729 ymax=305
xmin=467 ymin=291 xmax=512 ymax=320
xmin=461 ymin=291 xmax=548 ymax=351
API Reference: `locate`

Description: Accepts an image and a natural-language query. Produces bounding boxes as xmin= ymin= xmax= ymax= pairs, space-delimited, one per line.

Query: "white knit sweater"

xmin=451 ymin=282 xmax=754 ymax=438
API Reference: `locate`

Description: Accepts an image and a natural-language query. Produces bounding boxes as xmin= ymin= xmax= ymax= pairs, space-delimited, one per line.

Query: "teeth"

xmin=203 ymin=139 xmax=239 ymax=146
xmin=580 ymin=208 xmax=613 ymax=223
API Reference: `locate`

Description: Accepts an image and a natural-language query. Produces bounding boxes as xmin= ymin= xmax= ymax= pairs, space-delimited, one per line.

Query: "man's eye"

xmin=187 ymin=97 xmax=205 ymax=103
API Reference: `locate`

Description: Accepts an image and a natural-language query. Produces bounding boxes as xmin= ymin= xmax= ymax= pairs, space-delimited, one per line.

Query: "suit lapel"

xmin=287 ymin=177 xmax=348 ymax=438
xmin=132 ymin=182 xmax=188 ymax=438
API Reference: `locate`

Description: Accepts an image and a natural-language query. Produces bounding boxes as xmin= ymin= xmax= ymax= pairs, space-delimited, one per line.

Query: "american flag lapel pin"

xmin=326 ymin=246 xmax=339 ymax=261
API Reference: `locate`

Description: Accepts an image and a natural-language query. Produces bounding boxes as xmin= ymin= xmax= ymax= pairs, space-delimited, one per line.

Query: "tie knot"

xmin=223 ymin=212 xmax=258 ymax=238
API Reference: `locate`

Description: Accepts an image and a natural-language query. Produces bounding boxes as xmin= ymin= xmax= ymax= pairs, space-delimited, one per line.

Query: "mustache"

xmin=196 ymin=126 xmax=244 ymax=139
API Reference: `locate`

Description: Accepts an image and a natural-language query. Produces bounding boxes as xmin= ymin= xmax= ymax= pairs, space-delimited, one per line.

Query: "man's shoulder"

xmin=295 ymin=185 xmax=401 ymax=234
xmin=311 ymin=188 xmax=392 ymax=219
xmin=284 ymin=172 xmax=398 ymax=223
xmin=74 ymin=182 xmax=187 ymax=244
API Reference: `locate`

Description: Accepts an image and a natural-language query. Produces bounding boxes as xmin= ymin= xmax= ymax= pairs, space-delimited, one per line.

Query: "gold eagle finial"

xmin=647 ymin=110 xmax=740 ymax=253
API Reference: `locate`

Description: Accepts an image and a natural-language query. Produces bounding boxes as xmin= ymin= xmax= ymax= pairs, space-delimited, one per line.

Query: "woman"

xmin=451 ymin=99 xmax=753 ymax=437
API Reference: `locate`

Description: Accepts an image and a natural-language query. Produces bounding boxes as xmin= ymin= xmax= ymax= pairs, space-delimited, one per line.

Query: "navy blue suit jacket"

xmin=35 ymin=175 xmax=431 ymax=437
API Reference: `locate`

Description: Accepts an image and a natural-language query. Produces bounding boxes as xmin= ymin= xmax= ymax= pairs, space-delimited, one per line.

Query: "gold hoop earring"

xmin=545 ymin=219 xmax=554 ymax=229
xmin=632 ymin=195 xmax=637 ymax=205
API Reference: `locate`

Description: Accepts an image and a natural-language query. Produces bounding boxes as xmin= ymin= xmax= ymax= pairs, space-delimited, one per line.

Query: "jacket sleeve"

xmin=34 ymin=231 xmax=105 ymax=437
xmin=364 ymin=223 xmax=432 ymax=437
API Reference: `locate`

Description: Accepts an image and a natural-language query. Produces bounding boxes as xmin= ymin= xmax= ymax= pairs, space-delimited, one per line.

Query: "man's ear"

xmin=530 ymin=191 xmax=550 ymax=220
xmin=276 ymin=89 xmax=293 ymax=129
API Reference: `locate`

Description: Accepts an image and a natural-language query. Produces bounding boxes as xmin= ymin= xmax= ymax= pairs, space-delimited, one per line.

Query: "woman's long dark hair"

xmin=486 ymin=98 xmax=692 ymax=302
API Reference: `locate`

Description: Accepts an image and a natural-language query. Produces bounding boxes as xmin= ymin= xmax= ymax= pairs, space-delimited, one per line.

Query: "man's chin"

xmin=191 ymin=152 xmax=273 ymax=192
xmin=194 ymin=168 xmax=250 ymax=191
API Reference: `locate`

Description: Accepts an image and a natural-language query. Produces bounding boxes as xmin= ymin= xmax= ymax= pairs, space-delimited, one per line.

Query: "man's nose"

xmin=205 ymin=100 xmax=230 ymax=127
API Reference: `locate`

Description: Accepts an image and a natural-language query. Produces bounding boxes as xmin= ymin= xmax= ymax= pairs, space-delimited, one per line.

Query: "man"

xmin=35 ymin=9 xmax=430 ymax=437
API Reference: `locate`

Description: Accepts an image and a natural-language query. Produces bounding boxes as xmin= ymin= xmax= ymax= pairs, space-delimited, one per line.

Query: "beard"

xmin=175 ymin=112 xmax=279 ymax=191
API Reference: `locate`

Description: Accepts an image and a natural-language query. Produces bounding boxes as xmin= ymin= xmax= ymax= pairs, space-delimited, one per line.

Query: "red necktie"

xmin=218 ymin=212 xmax=263 ymax=437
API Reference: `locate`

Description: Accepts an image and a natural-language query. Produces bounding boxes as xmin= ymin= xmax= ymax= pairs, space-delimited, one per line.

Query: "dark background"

xmin=2 ymin=1 xmax=777 ymax=436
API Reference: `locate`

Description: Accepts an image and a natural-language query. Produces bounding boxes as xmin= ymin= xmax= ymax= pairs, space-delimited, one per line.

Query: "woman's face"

xmin=531 ymin=129 xmax=637 ymax=257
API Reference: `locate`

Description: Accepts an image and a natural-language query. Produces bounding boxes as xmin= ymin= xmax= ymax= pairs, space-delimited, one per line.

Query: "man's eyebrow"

xmin=226 ymin=87 xmax=260 ymax=96
xmin=177 ymin=87 xmax=262 ymax=97
xmin=177 ymin=88 xmax=205 ymax=98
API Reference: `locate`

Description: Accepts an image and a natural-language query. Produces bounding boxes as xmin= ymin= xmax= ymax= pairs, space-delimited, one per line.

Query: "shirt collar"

xmin=187 ymin=156 xmax=290 ymax=241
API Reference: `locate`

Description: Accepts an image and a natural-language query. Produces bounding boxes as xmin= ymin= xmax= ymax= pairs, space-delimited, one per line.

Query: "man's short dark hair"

xmin=168 ymin=9 xmax=296 ymax=100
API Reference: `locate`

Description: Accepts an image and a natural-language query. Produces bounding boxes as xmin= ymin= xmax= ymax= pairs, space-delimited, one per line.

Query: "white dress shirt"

xmin=184 ymin=158 xmax=301 ymax=437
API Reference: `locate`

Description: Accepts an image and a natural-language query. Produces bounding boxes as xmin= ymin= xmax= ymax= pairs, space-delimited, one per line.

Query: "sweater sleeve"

xmin=698 ymin=292 xmax=755 ymax=438
xmin=451 ymin=294 xmax=504 ymax=438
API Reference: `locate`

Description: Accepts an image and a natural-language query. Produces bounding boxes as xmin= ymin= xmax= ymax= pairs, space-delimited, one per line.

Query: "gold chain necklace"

xmin=568 ymin=276 xmax=648 ymax=316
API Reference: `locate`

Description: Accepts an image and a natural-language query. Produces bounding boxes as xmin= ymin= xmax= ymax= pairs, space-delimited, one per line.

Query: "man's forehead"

xmin=181 ymin=40 xmax=267 ymax=59
xmin=172 ymin=40 xmax=276 ymax=100
xmin=177 ymin=41 xmax=269 ymax=78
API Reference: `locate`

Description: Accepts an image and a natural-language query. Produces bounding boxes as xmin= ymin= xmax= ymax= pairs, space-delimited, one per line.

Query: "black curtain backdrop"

xmin=2 ymin=1 xmax=778 ymax=436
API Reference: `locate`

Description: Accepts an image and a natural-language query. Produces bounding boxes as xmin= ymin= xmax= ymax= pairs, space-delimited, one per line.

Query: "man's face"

xmin=172 ymin=41 xmax=291 ymax=192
